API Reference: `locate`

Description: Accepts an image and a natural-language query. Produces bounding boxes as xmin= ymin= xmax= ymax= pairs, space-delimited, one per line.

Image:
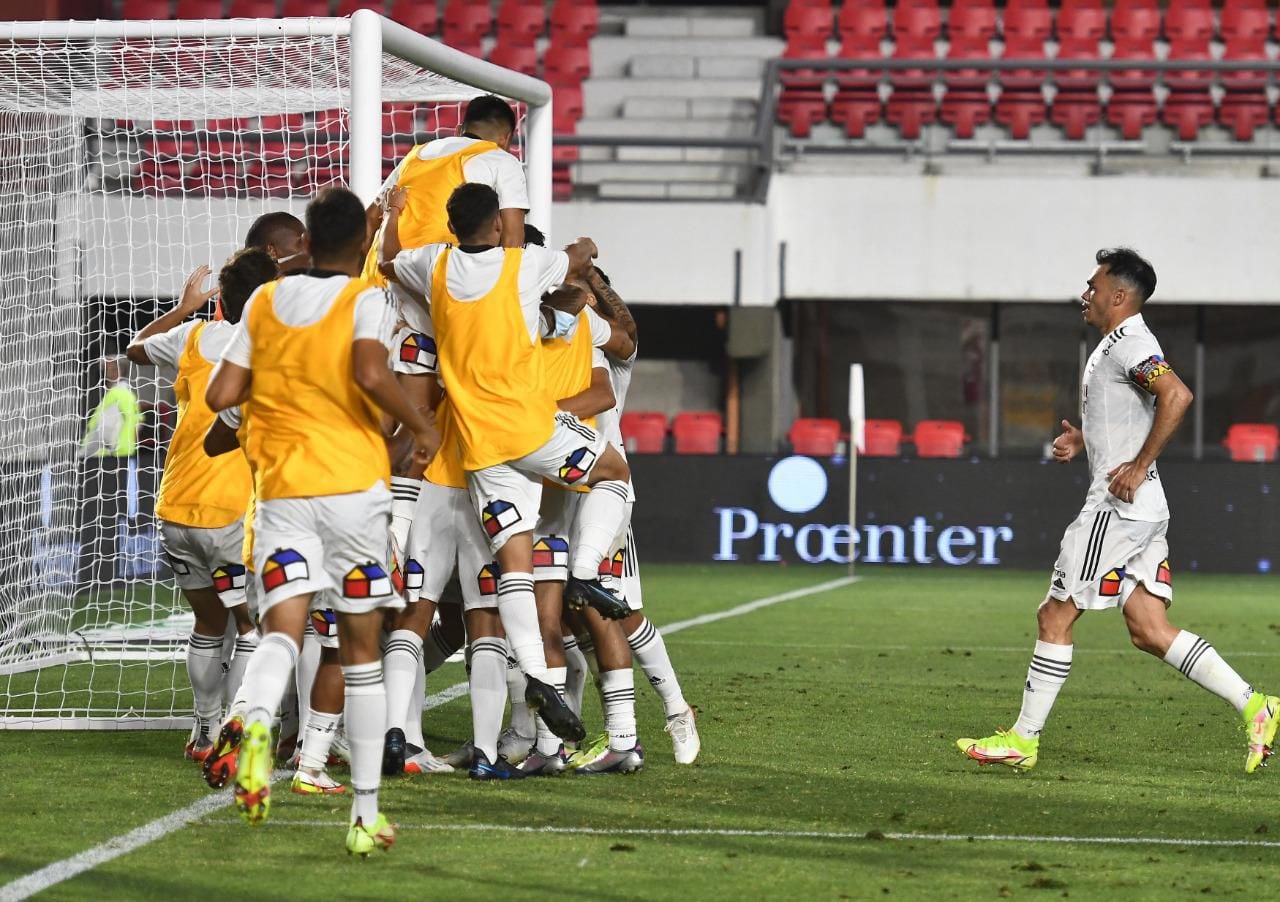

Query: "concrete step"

xmin=573 ymin=160 xmax=749 ymax=184
xmin=584 ymin=77 xmax=764 ymax=118
xmin=621 ymin=96 xmax=759 ymax=120
xmin=623 ymin=14 xmax=758 ymax=39
xmin=597 ymin=180 xmax=739 ymax=200
xmin=577 ymin=117 xmax=756 ymax=139
xmin=591 ymin=35 xmax=784 ymax=79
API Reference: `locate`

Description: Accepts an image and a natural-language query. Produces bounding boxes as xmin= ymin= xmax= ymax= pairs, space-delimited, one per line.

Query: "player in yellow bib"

xmin=125 ymin=250 xmax=277 ymax=764
xmin=206 ymin=187 xmax=440 ymax=856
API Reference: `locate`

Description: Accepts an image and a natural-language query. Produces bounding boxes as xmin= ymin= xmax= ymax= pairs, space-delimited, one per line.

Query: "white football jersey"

xmin=1079 ymin=312 xmax=1170 ymax=522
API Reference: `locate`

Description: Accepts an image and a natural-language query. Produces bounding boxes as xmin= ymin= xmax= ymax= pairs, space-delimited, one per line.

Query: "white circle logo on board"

xmin=767 ymin=456 xmax=828 ymax=514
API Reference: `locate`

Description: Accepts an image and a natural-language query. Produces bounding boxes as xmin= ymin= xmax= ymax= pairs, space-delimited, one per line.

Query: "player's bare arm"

xmin=206 ymin=359 xmax=251 ymax=412
xmin=352 ymin=337 xmax=440 ymax=467
xmin=387 ymin=372 xmax=437 ymax=475
xmin=557 ymin=367 xmax=616 ymax=420
xmin=564 ymin=236 xmax=598 ymax=279
xmin=1052 ymin=419 xmax=1084 ymax=464
xmin=499 ymin=208 xmax=526 ymax=249
xmin=125 ymin=264 xmax=219 ymax=364
xmin=1107 ymin=364 xmax=1193 ymax=504
xmin=202 ymin=416 xmax=240 ymax=457
xmin=586 ymin=267 xmax=638 ymax=346
xmin=376 ymin=186 xmax=408 ymax=282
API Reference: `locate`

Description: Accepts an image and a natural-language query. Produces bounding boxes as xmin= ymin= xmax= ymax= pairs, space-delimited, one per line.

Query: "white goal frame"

xmin=0 ymin=13 xmax=551 ymax=728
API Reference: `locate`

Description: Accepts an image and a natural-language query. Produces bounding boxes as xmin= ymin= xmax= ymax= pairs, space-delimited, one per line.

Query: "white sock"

xmin=496 ymin=572 xmax=548 ymax=680
xmin=563 ymin=635 xmax=588 ymax=718
xmin=469 ymin=638 xmax=508 ymax=764
xmin=626 ymin=617 xmax=689 ymax=718
xmin=534 ymin=665 xmax=568 ymax=755
xmin=1164 ymin=630 xmax=1254 ymax=713
xmin=382 ymin=629 xmax=421 ymax=734
xmin=570 ymin=480 xmax=631 ymax=580
xmin=294 ymin=628 xmax=322 ymax=739
xmin=239 ymin=632 xmax=300 ymax=729
xmin=423 ymin=619 xmax=458 ymax=673
xmin=404 ymin=653 xmax=427 ymax=750
xmin=186 ymin=631 xmax=226 ymax=723
xmin=343 ymin=661 xmax=386 ymax=825
xmin=1012 ymin=640 xmax=1072 ymax=739
xmin=600 ymin=667 xmax=637 ymax=752
xmin=224 ymin=631 xmax=259 ymax=708
xmin=298 ymin=709 xmax=341 ymax=771
xmin=506 ymin=649 xmax=535 ymax=738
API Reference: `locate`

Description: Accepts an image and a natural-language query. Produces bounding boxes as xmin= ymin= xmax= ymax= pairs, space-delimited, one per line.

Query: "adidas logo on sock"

xmin=648 ymin=676 xmax=664 ymax=686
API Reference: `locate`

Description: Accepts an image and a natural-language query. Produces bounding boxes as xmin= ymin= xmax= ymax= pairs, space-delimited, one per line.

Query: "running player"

xmin=206 ymin=187 xmax=439 ymax=855
xmin=957 ymin=248 xmax=1279 ymax=773
xmin=125 ymin=251 xmax=276 ymax=762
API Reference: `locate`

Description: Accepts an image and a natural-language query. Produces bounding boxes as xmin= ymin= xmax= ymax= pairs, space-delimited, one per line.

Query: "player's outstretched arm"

xmin=1107 ymin=368 xmax=1193 ymax=503
xmin=500 ymin=208 xmax=526 ymax=249
xmin=125 ymin=265 xmax=219 ymax=365
xmin=587 ymin=267 xmax=637 ymax=346
xmin=558 ymin=367 xmax=616 ymax=420
xmin=1051 ymin=419 xmax=1083 ymax=464
xmin=206 ymin=360 xmax=251 ymax=412
xmin=376 ymin=187 xmax=407 ymax=283
xmin=353 ymin=339 xmax=440 ymax=468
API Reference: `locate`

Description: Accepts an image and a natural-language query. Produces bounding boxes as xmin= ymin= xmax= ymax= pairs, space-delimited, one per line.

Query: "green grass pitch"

xmin=3 ymin=565 xmax=1280 ymax=900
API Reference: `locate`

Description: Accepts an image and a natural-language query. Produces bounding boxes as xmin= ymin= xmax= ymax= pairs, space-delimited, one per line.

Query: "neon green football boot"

xmin=956 ymin=729 xmax=1039 ymax=771
xmin=567 ymin=732 xmax=608 ymax=768
xmin=233 ymin=720 xmax=273 ymax=825
xmin=1243 ymin=693 xmax=1280 ymax=774
xmin=346 ymin=813 xmax=396 ymax=857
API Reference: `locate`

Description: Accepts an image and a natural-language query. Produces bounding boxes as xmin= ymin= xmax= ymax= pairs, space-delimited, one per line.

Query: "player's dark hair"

xmin=523 ymin=223 xmax=545 ymax=247
xmin=244 ymin=211 xmax=303 ymax=250
xmin=463 ymin=94 xmax=517 ymax=134
xmin=447 ymin=182 xmax=500 ymax=242
xmin=1096 ymin=247 xmax=1156 ymax=304
xmin=218 ymin=248 xmax=278 ymax=324
xmin=305 ymin=187 xmax=367 ymax=261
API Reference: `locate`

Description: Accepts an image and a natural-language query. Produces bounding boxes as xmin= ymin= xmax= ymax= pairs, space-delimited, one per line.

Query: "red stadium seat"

xmin=552 ymin=83 xmax=584 ymax=132
xmin=337 ymin=0 xmax=385 ymax=14
xmin=891 ymin=0 xmax=942 ymax=54
xmin=489 ymin=41 xmax=539 ymax=76
xmin=1221 ymin=1 xmax=1271 ymax=52
xmin=836 ymin=0 xmax=888 ymax=51
xmin=789 ymin=418 xmax=842 ymax=456
xmin=883 ymin=2 xmax=941 ymax=139
xmin=280 ymin=0 xmax=330 ymax=15
xmin=174 ymin=0 xmax=223 ymax=17
xmin=671 ymin=412 xmax=723 ymax=455
xmin=226 ymin=0 xmax=278 ymax=16
xmin=619 ymin=412 xmax=667 ymax=454
xmin=1048 ymin=5 xmax=1105 ymax=139
xmin=543 ymin=43 xmax=592 ymax=85
xmin=497 ymin=0 xmax=545 ymax=45
xmin=1217 ymin=7 xmax=1273 ymax=140
xmin=994 ymin=0 xmax=1051 ymax=138
xmin=778 ymin=83 xmax=828 ymax=138
xmin=1224 ymin=423 xmax=1280 ymax=462
xmin=911 ymin=420 xmax=967 ymax=458
xmin=1161 ymin=49 xmax=1215 ymax=139
xmin=861 ymin=419 xmax=904 ymax=457
xmin=947 ymin=1 xmax=996 ymax=46
xmin=1163 ymin=3 xmax=1214 ymax=51
xmin=1105 ymin=0 xmax=1160 ymax=140
xmin=549 ymin=0 xmax=598 ymax=46
xmin=442 ymin=0 xmax=492 ymax=55
xmin=423 ymin=103 xmax=462 ymax=136
xmin=939 ymin=6 xmax=995 ymax=138
xmin=122 ymin=0 xmax=174 ymax=17
xmin=784 ymin=3 xmax=834 ymax=53
xmin=386 ymin=0 xmax=436 ymax=34
xmin=381 ymin=102 xmax=418 ymax=135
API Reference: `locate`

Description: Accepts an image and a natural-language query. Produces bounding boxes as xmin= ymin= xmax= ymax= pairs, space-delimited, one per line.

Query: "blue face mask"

xmin=549 ymin=308 xmax=577 ymax=338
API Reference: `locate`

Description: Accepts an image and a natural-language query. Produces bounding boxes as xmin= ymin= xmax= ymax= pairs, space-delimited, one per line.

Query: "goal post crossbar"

xmin=0 ymin=12 xmax=554 ymax=228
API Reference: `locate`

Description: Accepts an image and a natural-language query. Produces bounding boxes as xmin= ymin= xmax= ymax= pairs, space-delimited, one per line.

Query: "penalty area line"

xmin=273 ymin=821 xmax=1280 ymax=850
xmin=0 ymin=573 xmax=856 ymax=901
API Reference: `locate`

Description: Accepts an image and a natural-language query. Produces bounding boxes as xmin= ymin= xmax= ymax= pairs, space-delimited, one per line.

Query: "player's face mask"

xmin=548 ymin=308 xmax=577 ymax=339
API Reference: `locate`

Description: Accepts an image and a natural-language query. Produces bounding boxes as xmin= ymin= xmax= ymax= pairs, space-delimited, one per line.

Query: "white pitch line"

xmin=271 ymin=821 xmax=1280 ymax=850
xmin=669 ymin=639 xmax=1280 ymax=658
xmin=0 ymin=574 xmax=856 ymax=901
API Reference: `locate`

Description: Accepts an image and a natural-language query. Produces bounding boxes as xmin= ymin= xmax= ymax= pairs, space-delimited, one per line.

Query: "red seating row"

xmin=1224 ymin=423 xmax=1280 ymax=462
xmin=780 ymin=0 xmax=1280 ymax=142
xmin=118 ymin=0 xmax=599 ymax=48
xmin=618 ymin=412 xmax=725 ymax=455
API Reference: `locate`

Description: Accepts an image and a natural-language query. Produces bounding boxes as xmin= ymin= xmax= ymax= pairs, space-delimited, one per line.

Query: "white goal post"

xmin=0 ymin=13 xmax=552 ymax=729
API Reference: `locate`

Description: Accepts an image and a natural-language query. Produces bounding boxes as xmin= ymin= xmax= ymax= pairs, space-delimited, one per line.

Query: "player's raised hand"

xmin=1106 ymin=460 xmax=1146 ymax=504
xmin=179 ymin=265 xmax=218 ymax=312
xmin=382 ymin=186 xmax=408 ymax=216
xmin=1052 ymin=419 xmax=1083 ymax=464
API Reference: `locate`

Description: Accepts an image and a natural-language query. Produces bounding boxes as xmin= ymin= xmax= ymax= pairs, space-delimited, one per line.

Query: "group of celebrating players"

xmin=124 ymin=95 xmax=700 ymax=857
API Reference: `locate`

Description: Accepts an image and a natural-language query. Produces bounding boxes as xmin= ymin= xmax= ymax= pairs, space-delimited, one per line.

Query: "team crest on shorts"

xmin=477 ymin=563 xmax=499 ymax=598
xmin=262 ymin=548 xmax=308 ymax=592
xmin=399 ymin=332 xmax=436 ymax=370
xmin=212 ymin=563 xmax=247 ymax=594
xmin=533 ymin=537 xmax=569 ymax=569
xmin=343 ymin=562 xmax=392 ymax=599
xmin=1100 ymin=567 xmax=1126 ymax=597
xmin=1157 ymin=559 xmax=1172 ymax=585
xmin=481 ymin=500 xmax=520 ymax=538
xmin=403 ymin=558 xmax=425 ymax=591
xmin=310 ymin=608 xmax=338 ymax=638
xmin=598 ymin=549 xmax=624 ymax=579
xmin=559 ymin=447 xmax=597 ymax=484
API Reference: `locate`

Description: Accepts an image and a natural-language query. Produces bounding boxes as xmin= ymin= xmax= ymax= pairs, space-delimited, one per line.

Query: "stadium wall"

xmin=91 ymin=174 xmax=1280 ymax=305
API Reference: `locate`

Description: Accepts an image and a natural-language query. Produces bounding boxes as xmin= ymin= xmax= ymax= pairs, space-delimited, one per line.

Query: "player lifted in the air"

xmin=957 ymin=248 xmax=1279 ymax=773
xmin=206 ymin=187 xmax=439 ymax=855
xmin=125 ymin=250 xmax=277 ymax=763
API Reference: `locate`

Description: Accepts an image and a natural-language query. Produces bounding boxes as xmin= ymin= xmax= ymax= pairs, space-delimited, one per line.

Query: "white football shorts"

xmin=404 ymin=479 xmax=498 ymax=611
xmin=160 ymin=518 xmax=247 ymax=609
xmin=1048 ymin=508 xmax=1173 ymax=611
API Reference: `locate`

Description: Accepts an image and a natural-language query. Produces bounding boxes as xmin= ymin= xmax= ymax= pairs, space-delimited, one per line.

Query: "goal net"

xmin=0 ymin=14 xmax=551 ymax=728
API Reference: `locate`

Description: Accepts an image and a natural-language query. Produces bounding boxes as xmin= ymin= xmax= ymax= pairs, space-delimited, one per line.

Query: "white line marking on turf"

xmin=273 ymin=821 xmax=1280 ymax=849
xmin=0 ymin=574 xmax=856 ymax=901
xmin=670 ymin=639 xmax=1280 ymax=658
